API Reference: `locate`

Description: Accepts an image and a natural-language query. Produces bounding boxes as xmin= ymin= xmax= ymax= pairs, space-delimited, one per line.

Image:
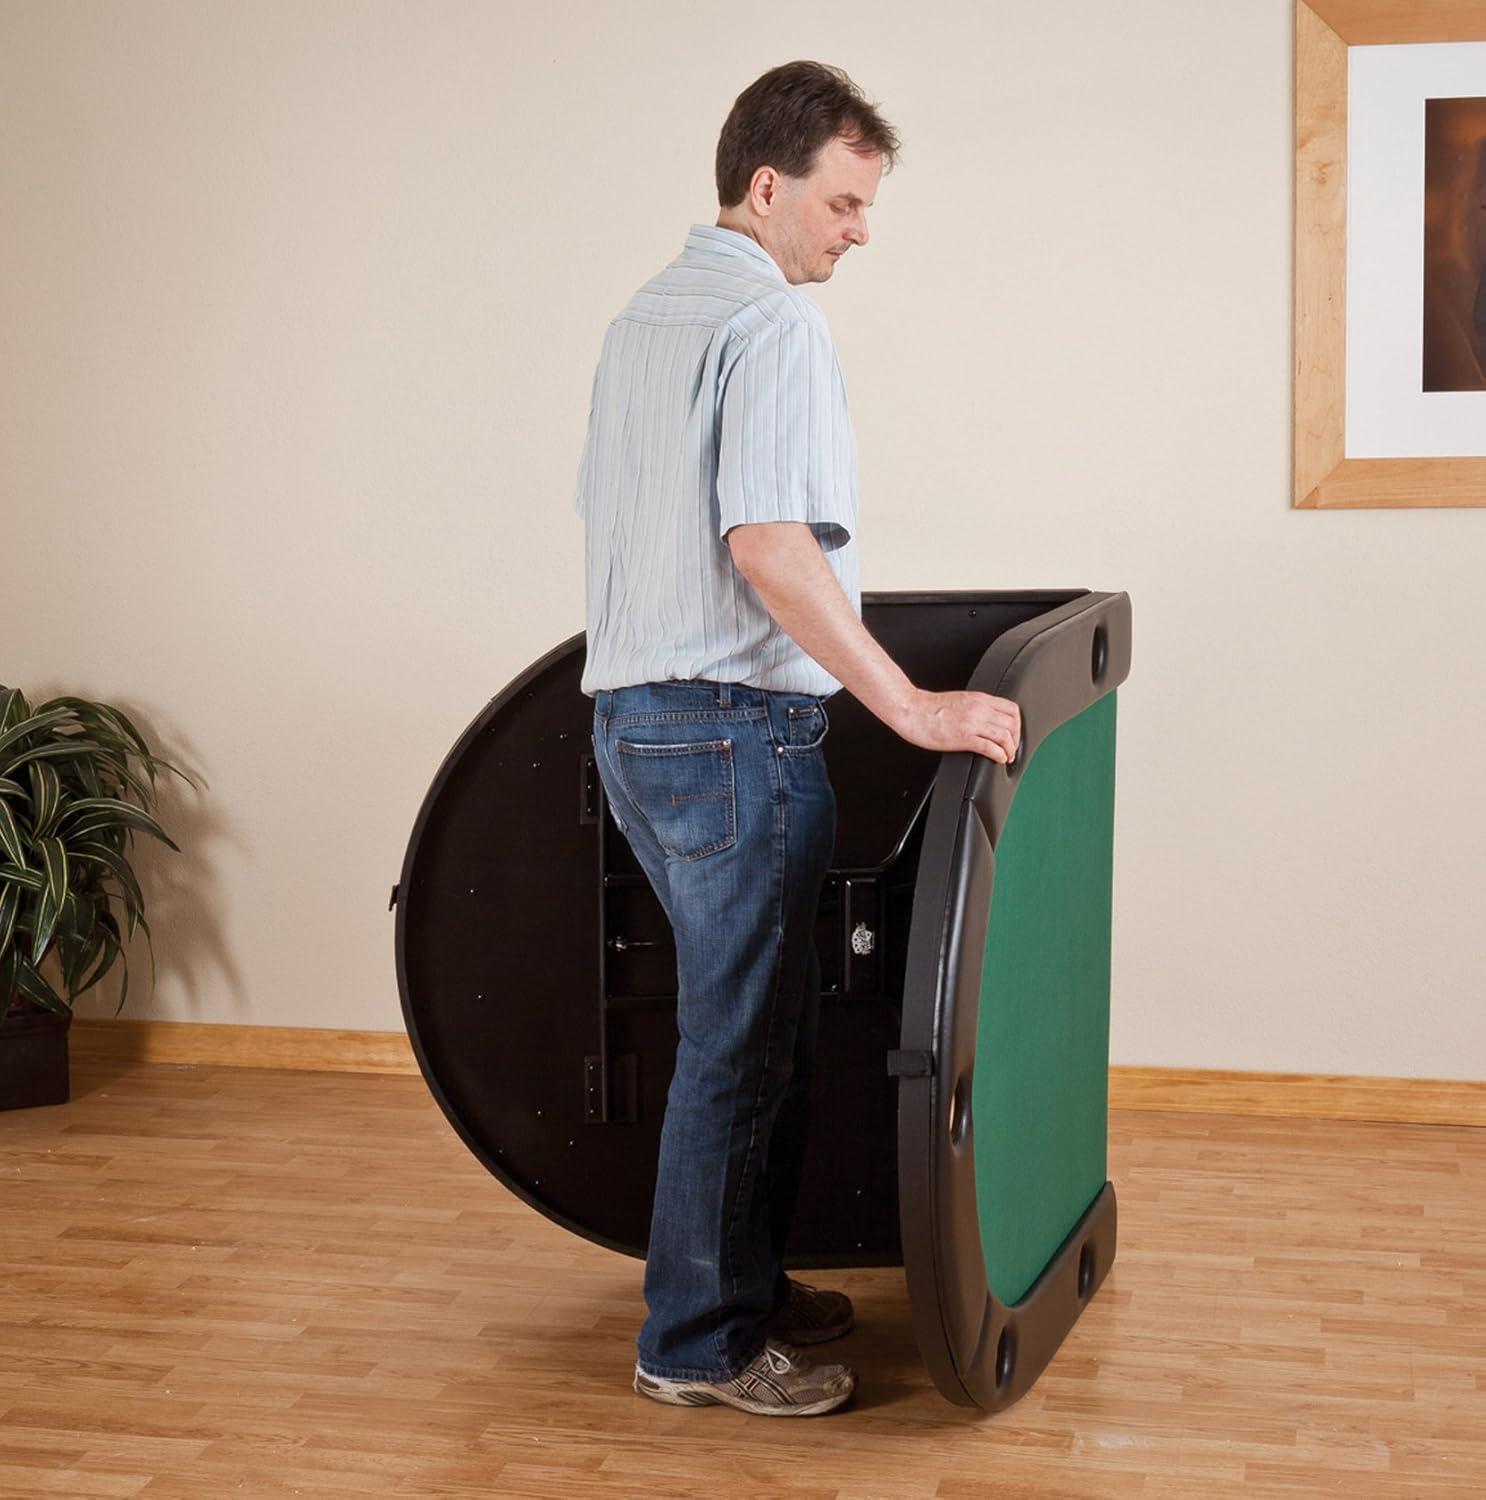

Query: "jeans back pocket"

xmin=614 ymin=737 xmax=737 ymax=860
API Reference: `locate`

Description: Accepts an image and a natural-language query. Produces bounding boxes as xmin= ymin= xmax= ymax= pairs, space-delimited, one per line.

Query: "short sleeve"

xmin=716 ymin=318 xmax=854 ymax=552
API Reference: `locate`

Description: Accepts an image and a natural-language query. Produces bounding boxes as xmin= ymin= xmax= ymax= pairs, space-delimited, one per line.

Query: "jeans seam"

xmin=610 ymin=708 xmax=766 ymax=725
xmin=639 ymin=1337 xmax=765 ymax=1383
xmin=715 ymin=722 xmax=788 ymax=1367
xmin=624 ymin=690 xmax=829 ymax=1380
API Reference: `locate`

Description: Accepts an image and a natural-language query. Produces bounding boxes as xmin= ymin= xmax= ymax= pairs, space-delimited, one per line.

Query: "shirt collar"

xmin=684 ymin=223 xmax=787 ymax=282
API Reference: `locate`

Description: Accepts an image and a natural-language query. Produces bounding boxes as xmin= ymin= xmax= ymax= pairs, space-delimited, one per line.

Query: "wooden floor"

xmin=1 ymin=1058 xmax=1483 ymax=1499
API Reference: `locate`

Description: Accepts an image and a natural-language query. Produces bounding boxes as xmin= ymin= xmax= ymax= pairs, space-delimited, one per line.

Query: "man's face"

xmin=763 ymin=135 xmax=882 ymax=285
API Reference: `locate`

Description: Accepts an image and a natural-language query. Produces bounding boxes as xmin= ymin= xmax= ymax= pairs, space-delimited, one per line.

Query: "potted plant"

xmin=0 ymin=684 xmax=194 ymax=1109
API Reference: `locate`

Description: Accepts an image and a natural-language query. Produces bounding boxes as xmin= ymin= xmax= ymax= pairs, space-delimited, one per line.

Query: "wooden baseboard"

xmin=66 ymin=1019 xmax=1486 ymax=1127
xmin=1109 ymin=1065 xmax=1484 ymax=1128
xmin=70 ymin=1018 xmax=418 ymax=1076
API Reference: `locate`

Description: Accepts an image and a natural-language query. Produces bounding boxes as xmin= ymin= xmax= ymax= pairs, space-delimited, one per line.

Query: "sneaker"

xmin=633 ymin=1339 xmax=856 ymax=1416
xmin=764 ymin=1277 xmax=854 ymax=1345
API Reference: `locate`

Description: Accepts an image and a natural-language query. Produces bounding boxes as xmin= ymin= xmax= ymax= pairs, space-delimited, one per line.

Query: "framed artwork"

xmin=1294 ymin=1 xmax=1486 ymax=507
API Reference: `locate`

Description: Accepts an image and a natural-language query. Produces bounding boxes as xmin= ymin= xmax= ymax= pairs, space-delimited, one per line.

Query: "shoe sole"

xmin=634 ymin=1370 xmax=854 ymax=1417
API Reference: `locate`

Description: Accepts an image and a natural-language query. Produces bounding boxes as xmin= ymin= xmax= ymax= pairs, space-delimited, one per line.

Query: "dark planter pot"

xmin=0 ymin=999 xmax=72 ymax=1110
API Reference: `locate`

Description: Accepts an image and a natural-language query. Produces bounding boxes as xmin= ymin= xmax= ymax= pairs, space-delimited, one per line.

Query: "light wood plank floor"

xmin=1 ymin=1056 xmax=1483 ymax=1499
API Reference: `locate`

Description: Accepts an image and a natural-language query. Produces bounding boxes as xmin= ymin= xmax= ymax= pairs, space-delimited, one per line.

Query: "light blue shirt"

xmin=574 ymin=223 xmax=861 ymax=697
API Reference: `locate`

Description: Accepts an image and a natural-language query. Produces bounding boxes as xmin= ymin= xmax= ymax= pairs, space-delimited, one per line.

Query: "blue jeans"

xmin=590 ymin=677 xmax=837 ymax=1381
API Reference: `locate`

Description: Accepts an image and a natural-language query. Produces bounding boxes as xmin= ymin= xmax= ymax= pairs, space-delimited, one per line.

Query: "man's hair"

xmin=714 ymin=61 xmax=901 ymax=209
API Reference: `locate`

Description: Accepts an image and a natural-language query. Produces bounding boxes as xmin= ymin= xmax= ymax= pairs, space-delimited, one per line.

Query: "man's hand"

xmin=894 ymin=688 xmax=1022 ymax=764
xmin=726 ymin=521 xmax=1024 ymax=765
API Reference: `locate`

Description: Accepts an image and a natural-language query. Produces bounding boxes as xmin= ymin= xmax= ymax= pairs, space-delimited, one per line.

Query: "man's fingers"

xmin=980 ymin=716 xmax=1017 ymax=753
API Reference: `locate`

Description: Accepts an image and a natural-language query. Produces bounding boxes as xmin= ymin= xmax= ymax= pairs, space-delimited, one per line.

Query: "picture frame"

xmin=1294 ymin=0 xmax=1486 ymax=508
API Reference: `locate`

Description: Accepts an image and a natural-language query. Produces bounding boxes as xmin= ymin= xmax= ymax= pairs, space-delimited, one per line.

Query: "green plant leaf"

xmin=2 ymin=740 xmax=109 ymax=780
xmin=28 ymin=760 xmax=61 ymax=839
xmin=75 ymin=757 xmax=102 ymax=799
xmin=61 ymin=895 xmax=105 ymax=997
xmin=0 ymin=862 xmax=44 ymax=893
xmin=47 ymin=727 xmax=160 ymax=808
xmin=0 ymin=706 xmax=80 ymax=761
xmin=0 ymin=881 xmax=18 ymax=963
xmin=37 ymin=695 xmax=149 ymax=761
xmin=8 ymin=953 xmax=68 ymax=1014
xmin=95 ymin=906 xmax=130 ymax=1012
xmin=72 ymin=840 xmax=145 ymax=919
xmin=30 ymin=836 xmax=67 ymax=962
xmin=71 ymin=925 xmax=120 ymax=997
xmin=127 ymin=908 xmax=155 ymax=1011
xmin=0 ymin=689 xmax=185 ymax=1019
xmin=0 ymin=687 xmax=27 ymax=737
xmin=0 ymin=800 xmax=24 ymax=867
xmin=35 ymin=697 xmax=198 ymax=796
xmin=56 ymin=893 xmax=82 ymax=991
xmin=68 ymin=884 xmax=98 ymax=950
xmin=57 ymin=797 xmax=181 ymax=853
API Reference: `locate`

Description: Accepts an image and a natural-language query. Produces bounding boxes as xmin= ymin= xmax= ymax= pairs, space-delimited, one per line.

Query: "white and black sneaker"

xmin=633 ymin=1339 xmax=855 ymax=1417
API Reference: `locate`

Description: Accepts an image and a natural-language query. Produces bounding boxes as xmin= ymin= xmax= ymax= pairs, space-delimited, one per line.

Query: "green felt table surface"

xmin=974 ymin=689 xmax=1117 ymax=1305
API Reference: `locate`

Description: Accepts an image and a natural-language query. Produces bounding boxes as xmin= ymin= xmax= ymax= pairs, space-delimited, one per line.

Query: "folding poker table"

xmin=391 ymin=588 xmax=1130 ymax=1411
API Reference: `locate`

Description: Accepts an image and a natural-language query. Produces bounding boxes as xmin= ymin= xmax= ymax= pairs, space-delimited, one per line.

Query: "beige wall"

xmin=4 ymin=1 xmax=1483 ymax=1080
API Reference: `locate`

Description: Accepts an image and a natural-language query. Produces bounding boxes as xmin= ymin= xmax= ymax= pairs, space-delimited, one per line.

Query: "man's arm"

xmin=726 ymin=521 xmax=1022 ymax=763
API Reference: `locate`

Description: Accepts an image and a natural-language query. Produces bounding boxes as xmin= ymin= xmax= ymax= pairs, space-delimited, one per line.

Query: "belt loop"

xmin=718 ymin=680 xmax=731 ymax=708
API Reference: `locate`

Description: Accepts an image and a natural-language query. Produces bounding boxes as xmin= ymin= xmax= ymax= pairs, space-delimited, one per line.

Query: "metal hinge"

xmin=585 ymin=1052 xmax=639 ymax=1124
xmin=886 ymin=1048 xmax=934 ymax=1078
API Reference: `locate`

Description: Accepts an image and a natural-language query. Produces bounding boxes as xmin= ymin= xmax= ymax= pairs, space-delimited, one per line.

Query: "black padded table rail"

xmin=392 ymin=588 xmax=1131 ymax=1411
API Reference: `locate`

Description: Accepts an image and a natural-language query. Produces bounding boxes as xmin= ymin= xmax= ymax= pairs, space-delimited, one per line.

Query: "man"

xmin=575 ymin=61 xmax=1021 ymax=1418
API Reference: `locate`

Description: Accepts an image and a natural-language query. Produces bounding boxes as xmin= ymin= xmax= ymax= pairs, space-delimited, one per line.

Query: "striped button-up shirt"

xmin=574 ymin=223 xmax=861 ymax=697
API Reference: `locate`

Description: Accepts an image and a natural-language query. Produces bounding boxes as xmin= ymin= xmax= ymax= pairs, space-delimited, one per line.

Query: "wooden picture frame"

xmin=1294 ymin=0 xmax=1486 ymax=508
